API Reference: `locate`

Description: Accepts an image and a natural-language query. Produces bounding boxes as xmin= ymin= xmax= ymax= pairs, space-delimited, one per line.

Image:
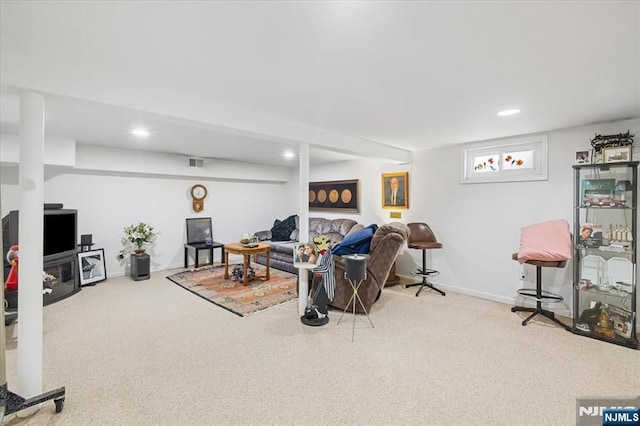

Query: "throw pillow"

xmin=517 ymin=219 xmax=571 ymax=264
xmin=271 ymin=215 xmax=297 ymax=241
xmin=332 ymin=224 xmax=378 ymax=256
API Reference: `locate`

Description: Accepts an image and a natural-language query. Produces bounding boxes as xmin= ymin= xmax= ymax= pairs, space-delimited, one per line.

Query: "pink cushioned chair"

xmin=511 ymin=220 xmax=572 ymax=331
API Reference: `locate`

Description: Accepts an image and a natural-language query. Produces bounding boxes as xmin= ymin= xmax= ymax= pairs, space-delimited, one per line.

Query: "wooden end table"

xmin=223 ymin=242 xmax=270 ymax=284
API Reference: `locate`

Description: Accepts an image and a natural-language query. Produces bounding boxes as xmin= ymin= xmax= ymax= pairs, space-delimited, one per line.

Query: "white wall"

xmin=1 ymin=134 xmax=76 ymax=166
xmin=301 ymin=118 xmax=640 ymax=323
xmin=304 ymin=158 xmax=414 ymax=225
xmin=411 ymin=118 xmax=640 ymax=318
xmin=2 ymin=118 xmax=639 ymax=321
xmin=1 ymin=167 xmax=288 ymax=277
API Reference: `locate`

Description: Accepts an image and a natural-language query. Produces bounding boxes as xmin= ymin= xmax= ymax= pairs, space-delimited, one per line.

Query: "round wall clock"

xmin=190 ymin=184 xmax=208 ymax=213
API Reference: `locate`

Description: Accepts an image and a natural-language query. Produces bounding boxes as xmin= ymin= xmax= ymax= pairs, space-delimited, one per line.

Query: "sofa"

xmin=253 ymin=216 xmax=363 ymax=274
xmin=327 ymin=221 xmax=410 ymax=313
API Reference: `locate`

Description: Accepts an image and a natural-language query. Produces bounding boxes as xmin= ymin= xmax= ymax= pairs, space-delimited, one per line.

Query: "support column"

xmin=0 ymin=191 xmax=6 ymax=419
xmin=298 ymin=144 xmax=310 ymax=313
xmin=17 ymin=91 xmax=45 ymax=401
xmin=298 ymin=143 xmax=309 ymax=242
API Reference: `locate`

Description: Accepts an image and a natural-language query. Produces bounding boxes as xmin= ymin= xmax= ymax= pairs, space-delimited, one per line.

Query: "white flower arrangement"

xmin=123 ymin=222 xmax=158 ymax=254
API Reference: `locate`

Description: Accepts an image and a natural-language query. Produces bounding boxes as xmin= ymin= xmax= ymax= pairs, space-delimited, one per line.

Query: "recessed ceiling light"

xmin=131 ymin=128 xmax=150 ymax=137
xmin=284 ymin=151 xmax=295 ymax=159
xmin=497 ymin=109 xmax=520 ymax=117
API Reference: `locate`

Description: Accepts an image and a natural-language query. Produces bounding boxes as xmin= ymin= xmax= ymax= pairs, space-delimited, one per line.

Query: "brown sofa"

xmin=328 ymin=222 xmax=410 ymax=313
xmin=253 ymin=216 xmax=363 ymax=274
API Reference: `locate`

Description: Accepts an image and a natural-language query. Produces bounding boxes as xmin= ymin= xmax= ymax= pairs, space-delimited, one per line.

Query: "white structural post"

xmin=17 ymin=91 xmax=45 ymax=402
xmin=0 ymin=191 xmax=6 ymax=419
xmin=298 ymin=143 xmax=310 ymax=241
xmin=298 ymin=143 xmax=310 ymax=313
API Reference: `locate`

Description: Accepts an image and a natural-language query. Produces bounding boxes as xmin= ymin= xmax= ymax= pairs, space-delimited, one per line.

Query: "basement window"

xmin=461 ymin=135 xmax=548 ymax=184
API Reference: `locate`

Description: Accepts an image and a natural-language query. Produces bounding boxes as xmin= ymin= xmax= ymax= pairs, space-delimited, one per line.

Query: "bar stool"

xmin=405 ymin=222 xmax=445 ymax=297
xmin=510 ymin=254 xmax=571 ymax=331
xmin=511 ymin=219 xmax=572 ymax=331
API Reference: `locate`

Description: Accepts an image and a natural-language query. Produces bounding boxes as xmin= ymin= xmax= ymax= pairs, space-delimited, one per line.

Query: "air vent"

xmin=188 ymin=157 xmax=204 ymax=168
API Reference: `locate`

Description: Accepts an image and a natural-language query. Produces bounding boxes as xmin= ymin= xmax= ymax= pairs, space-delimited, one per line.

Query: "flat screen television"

xmin=43 ymin=210 xmax=77 ymax=256
xmin=2 ymin=208 xmax=78 ymax=280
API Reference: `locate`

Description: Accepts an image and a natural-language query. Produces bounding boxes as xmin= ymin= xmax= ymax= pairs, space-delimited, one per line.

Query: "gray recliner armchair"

xmin=329 ymin=222 xmax=410 ymax=313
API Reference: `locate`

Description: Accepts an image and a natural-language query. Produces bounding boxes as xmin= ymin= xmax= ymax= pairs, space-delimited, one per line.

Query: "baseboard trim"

xmin=395 ymin=273 xmax=573 ymax=318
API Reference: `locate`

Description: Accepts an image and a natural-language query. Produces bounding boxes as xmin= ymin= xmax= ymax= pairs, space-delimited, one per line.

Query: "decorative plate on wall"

xmin=309 ymin=179 xmax=359 ymax=213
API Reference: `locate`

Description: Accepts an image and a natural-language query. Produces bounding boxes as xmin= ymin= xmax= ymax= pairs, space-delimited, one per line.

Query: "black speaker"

xmin=79 ymin=234 xmax=95 ymax=251
xmin=131 ymin=253 xmax=150 ymax=281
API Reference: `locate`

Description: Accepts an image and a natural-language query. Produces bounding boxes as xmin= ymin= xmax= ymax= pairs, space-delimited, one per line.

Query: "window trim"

xmin=460 ymin=135 xmax=549 ymax=184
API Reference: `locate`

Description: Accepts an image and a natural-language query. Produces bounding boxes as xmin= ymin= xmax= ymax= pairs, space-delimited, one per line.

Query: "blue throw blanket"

xmin=331 ymin=224 xmax=378 ymax=256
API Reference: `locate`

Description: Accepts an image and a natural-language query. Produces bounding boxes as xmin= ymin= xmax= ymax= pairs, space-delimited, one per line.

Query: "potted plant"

xmin=123 ymin=222 xmax=157 ymax=280
xmin=123 ymin=222 xmax=157 ymax=254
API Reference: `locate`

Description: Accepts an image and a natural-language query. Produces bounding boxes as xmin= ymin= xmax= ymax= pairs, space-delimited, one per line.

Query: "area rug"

xmin=167 ymin=265 xmax=298 ymax=317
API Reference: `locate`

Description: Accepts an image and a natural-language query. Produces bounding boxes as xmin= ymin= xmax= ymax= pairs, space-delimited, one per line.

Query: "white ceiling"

xmin=1 ymin=1 xmax=639 ymax=167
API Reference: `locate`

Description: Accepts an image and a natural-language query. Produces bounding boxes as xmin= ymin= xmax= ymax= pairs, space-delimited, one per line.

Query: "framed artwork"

xmin=382 ymin=172 xmax=409 ymax=209
xmin=78 ymin=248 xmax=107 ymax=286
xmin=575 ymin=151 xmax=590 ymax=164
xmin=309 ymin=179 xmax=359 ymax=212
xmin=292 ymin=243 xmax=319 ymax=267
xmin=602 ymin=146 xmax=632 ymax=163
xmin=186 ymin=217 xmax=213 ymax=244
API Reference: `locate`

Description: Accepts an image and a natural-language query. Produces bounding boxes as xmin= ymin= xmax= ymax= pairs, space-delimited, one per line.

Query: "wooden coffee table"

xmin=223 ymin=242 xmax=270 ymax=284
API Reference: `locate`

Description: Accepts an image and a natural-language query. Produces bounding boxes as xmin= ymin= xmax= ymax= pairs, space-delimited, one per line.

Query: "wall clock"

xmin=190 ymin=184 xmax=207 ymax=213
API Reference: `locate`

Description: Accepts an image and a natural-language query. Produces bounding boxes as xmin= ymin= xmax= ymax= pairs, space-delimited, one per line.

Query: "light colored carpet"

xmin=3 ymin=268 xmax=639 ymax=425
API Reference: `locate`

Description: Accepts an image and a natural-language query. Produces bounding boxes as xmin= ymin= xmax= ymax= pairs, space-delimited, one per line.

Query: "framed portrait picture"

xmin=381 ymin=172 xmax=409 ymax=209
xmin=78 ymin=248 xmax=107 ymax=286
xmin=602 ymin=146 xmax=632 ymax=163
xmin=575 ymin=151 xmax=590 ymax=164
xmin=292 ymin=243 xmax=318 ymax=267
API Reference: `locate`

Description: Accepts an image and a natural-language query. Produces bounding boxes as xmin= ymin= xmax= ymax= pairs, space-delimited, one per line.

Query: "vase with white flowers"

xmin=123 ymin=222 xmax=157 ymax=255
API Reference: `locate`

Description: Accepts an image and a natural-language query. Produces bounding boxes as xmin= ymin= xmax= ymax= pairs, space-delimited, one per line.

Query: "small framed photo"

xmin=293 ymin=243 xmax=318 ymax=267
xmin=78 ymin=248 xmax=107 ymax=286
xmin=602 ymin=146 xmax=632 ymax=163
xmin=382 ymin=172 xmax=409 ymax=209
xmin=575 ymin=151 xmax=590 ymax=164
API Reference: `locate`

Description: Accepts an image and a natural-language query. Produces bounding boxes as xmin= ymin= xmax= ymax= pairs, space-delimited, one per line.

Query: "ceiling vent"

xmin=188 ymin=157 xmax=204 ymax=168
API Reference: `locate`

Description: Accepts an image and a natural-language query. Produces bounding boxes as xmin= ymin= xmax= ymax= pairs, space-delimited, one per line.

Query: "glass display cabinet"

xmin=573 ymin=161 xmax=638 ymax=349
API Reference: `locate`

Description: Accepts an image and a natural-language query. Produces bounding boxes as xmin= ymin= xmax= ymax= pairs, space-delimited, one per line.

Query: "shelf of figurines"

xmin=578 ymin=204 xmax=633 ymax=210
xmin=573 ymin=300 xmax=638 ymax=349
xmin=577 ymin=243 xmax=634 ymax=261
xmin=576 ymin=280 xmax=634 ymax=299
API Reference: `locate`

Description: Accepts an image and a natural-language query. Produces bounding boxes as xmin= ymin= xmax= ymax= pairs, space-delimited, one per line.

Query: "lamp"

xmin=615 ymin=180 xmax=632 ymax=201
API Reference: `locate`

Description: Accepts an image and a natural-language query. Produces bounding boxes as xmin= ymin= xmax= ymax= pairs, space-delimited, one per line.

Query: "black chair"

xmin=404 ymin=222 xmax=445 ymax=297
xmin=184 ymin=218 xmax=224 ymax=268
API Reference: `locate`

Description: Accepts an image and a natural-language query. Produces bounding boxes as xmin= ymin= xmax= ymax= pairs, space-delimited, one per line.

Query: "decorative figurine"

xmin=575 ymin=301 xmax=602 ymax=332
xmin=301 ymin=235 xmax=334 ymax=326
xmin=594 ymin=304 xmax=616 ymax=339
xmin=4 ymin=245 xmax=19 ymax=291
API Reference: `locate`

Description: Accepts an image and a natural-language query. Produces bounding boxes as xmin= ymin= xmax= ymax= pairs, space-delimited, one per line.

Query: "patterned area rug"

xmin=167 ymin=265 xmax=298 ymax=317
